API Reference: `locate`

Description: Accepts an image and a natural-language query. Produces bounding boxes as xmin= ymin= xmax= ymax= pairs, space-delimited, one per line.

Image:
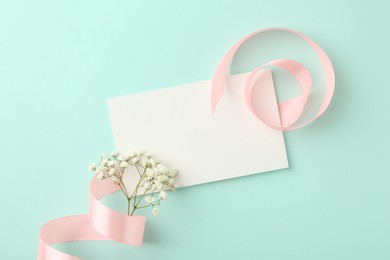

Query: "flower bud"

xmin=88 ymin=163 xmax=96 ymax=172
xmin=152 ymin=207 xmax=159 ymax=216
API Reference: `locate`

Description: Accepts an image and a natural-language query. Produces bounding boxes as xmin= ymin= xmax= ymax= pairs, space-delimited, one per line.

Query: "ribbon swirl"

xmin=38 ymin=177 xmax=146 ymax=260
xmin=211 ymin=28 xmax=335 ymax=130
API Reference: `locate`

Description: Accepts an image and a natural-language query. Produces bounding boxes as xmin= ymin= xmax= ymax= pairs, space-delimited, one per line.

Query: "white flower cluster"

xmin=142 ymin=160 xmax=178 ymax=192
xmin=88 ymin=151 xmax=127 ymax=185
xmin=89 ymin=150 xmax=178 ymax=217
xmin=144 ymin=190 xmax=168 ymax=217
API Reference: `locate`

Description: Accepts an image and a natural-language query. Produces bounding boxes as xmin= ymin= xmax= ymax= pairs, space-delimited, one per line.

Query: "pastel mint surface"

xmin=0 ymin=0 xmax=389 ymax=259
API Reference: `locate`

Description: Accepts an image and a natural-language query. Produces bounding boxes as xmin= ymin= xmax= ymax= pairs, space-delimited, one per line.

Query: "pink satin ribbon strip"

xmin=37 ymin=176 xmax=146 ymax=260
xmin=211 ymin=28 xmax=335 ymax=130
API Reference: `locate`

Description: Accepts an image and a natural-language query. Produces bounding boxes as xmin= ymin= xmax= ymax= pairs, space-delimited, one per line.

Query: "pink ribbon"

xmin=37 ymin=176 xmax=146 ymax=260
xmin=211 ymin=28 xmax=335 ymax=130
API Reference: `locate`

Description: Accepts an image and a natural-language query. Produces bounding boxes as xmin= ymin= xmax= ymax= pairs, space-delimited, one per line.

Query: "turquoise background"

xmin=0 ymin=0 xmax=389 ymax=259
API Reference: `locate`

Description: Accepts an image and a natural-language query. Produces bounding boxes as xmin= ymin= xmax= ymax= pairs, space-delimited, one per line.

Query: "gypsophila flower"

xmin=158 ymin=164 xmax=168 ymax=174
xmin=109 ymin=168 xmax=116 ymax=176
xmin=152 ymin=207 xmax=159 ymax=216
xmin=96 ymin=165 xmax=105 ymax=172
xmin=149 ymin=158 xmax=156 ymax=166
xmin=89 ymin=150 xmax=178 ymax=217
xmin=159 ymin=191 xmax=167 ymax=200
xmin=111 ymin=175 xmax=120 ymax=184
xmin=97 ymin=172 xmax=104 ymax=180
xmin=120 ymin=161 xmax=128 ymax=168
xmin=108 ymin=160 xmax=115 ymax=167
xmin=169 ymin=169 xmax=178 ymax=177
xmin=88 ymin=163 xmax=96 ymax=171
xmin=141 ymin=158 xmax=149 ymax=167
xmin=155 ymin=182 xmax=163 ymax=190
xmin=157 ymin=175 xmax=168 ymax=182
xmin=146 ymin=168 xmax=154 ymax=177
xmin=145 ymin=196 xmax=155 ymax=204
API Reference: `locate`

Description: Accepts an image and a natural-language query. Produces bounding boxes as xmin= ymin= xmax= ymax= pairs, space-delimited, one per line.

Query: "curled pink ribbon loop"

xmin=211 ymin=28 xmax=335 ymax=130
xmin=38 ymin=176 xmax=146 ymax=260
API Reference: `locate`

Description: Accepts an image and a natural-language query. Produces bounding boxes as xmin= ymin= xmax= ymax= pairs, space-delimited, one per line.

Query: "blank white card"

xmin=107 ymin=72 xmax=288 ymax=189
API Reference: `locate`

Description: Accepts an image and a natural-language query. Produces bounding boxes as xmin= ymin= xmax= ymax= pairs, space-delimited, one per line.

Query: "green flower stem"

xmin=127 ymin=197 xmax=131 ymax=215
xmin=119 ymin=179 xmax=129 ymax=196
xmin=119 ymin=183 xmax=129 ymax=198
xmin=135 ymin=198 xmax=163 ymax=209
xmin=118 ymin=178 xmax=133 ymax=215
xmin=120 ymin=167 xmax=147 ymax=216
xmin=135 ymin=165 xmax=142 ymax=177
xmin=130 ymin=189 xmax=149 ymax=216
xmin=134 ymin=204 xmax=150 ymax=209
xmin=131 ymin=168 xmax=146 ymax=210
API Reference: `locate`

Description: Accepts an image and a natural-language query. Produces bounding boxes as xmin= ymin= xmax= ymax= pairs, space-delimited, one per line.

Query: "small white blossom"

xmin=120 ymin=161 xmax=128 ymax=168
xmin=108 ymin=160 xmax=115 ymax=167
xmin=157 ymin=175 xmax=169 ymax=183
xmin=131 ymin=157 xmax=139 ymax=164
xmin=145 ymin=152 xmax=152 ymax=158
xmin=145 ymin=196 xmax=155 ymax=204
xmin=159 ymin=191 xmax=167 ymax=200
xmin=109 ymin=168 xmax=116 ymax=176
xmin=141 ymin=158 xmax=149 ymax=167
xmin=111 ymin=175 xmax=120 ymax=184
xmin=111 ymin=151 xmax=119 ymax=157
xmin=88 ymin=163 xmax=96 ymax=171
xmin=168 ymin=169 xmax=178 ymax=177
xmin=152 ymin=207 xmax=159 ymax=216
xmin=146 ymin=168 xmax=155 ymax=177
xmin=149 ymin=158 xmax=156 ymax=166
xmin=155 ymin=182 xmax=163 ymax=191
xmin=101 ymin=159 xmax=108 ymax=166
xmin=168 ymin=178 xmax=174 ymax=185
xmin=162 ymin=184 xmax=171 ymax=191
xmin=97 ymin=172 xmax=104 ymax=180
xmin=158 ymin=164 xmax=168 ymax=174
xmin=96 ymin=165 xmax=105 ymax=172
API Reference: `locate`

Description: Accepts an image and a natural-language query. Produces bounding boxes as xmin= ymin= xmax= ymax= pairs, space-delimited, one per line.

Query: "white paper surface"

xmin=107 ymin=72 xmax=289 ymax=189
